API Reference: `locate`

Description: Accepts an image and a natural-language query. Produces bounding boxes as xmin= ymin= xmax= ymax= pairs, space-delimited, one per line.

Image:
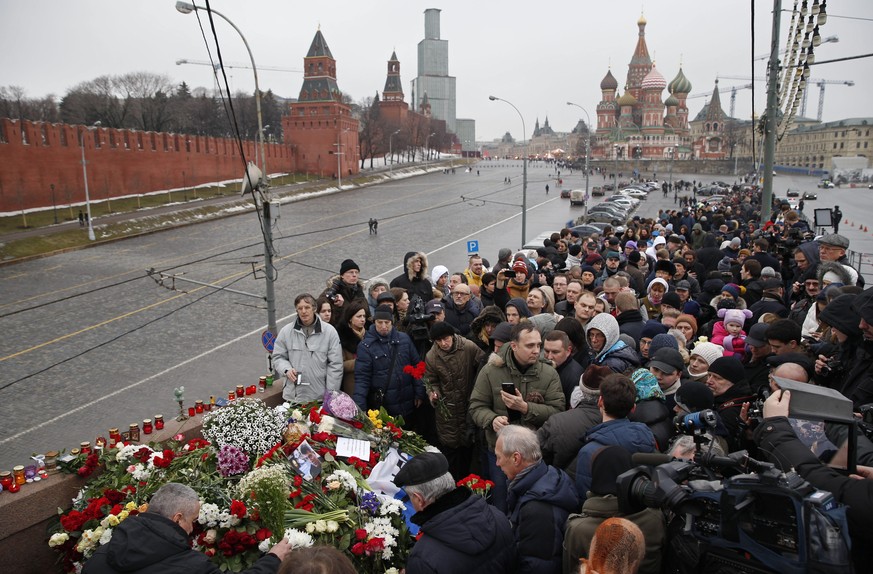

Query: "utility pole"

xmin=761 ymin=0 xmax=782 ymax=225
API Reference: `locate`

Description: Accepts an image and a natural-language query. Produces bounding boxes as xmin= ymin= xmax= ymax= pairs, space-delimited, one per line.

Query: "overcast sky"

xmin=2 ymin=1 xmax=870 ymax=141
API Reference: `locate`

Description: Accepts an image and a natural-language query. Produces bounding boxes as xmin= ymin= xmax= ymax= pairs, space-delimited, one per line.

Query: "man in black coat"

xmin=543 ymin=330 xmax=585 ymax=409
xmin=706 ymin=357 xmax=756 ymax=451
xmin=397 ymin=452 xmax=516 ymax=574
xmin=748 ymin=279 xmax=789 ymax=325
xmin=441 ymin=283 xmax=481 ymax=337
xmin=83 ymin=483 xmax=289 ymax=574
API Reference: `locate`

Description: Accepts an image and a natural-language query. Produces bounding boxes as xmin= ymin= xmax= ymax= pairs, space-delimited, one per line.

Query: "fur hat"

xmin=429 ymin=321 xmax=457 ymax=341
xmin=654 ymin=260 xmax=676 ymax=275
xmin=340 ymin=259 xmax=360 ymax=275
xmin=718 ymin=308 xmax=752 ymax=327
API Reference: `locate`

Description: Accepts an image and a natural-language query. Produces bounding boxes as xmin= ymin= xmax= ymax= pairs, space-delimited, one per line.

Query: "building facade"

xmin=775 ymin=117 xmax=873 ymax=173
xmin=591 ymin=15 xmax=728 ymax=163
xmin=413 ymin=8 xmax=457 ymax=134
xmin=282 ymin=29 xmax=360 ymax=179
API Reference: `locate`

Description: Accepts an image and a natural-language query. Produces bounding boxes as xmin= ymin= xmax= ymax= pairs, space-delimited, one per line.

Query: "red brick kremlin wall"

xmin=0 ymin=119 xmax=296 ymax=213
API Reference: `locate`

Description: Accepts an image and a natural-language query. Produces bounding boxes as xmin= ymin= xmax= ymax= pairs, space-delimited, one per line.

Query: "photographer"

xmin=755 ymin=389 xmax=873 ymax=570
xmin=323 ymin=259 xmax=367 ymax=312
xmin=813 ymin=294 xmax=861 ymax=394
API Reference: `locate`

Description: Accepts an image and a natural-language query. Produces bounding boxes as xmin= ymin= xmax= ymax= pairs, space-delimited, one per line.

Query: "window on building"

xmin=21 ymin=126 xmax=30 ymax=145
xmin=109 ymin=132 xmax=116 ymax=148
xmin=137 ymin=133 xmax=143 ymax=150
xmin=40 ymin=124 xmax=49 ymax=145
xmin=124 ymin=132 xmax=130 ymax=149
xmin=59 ymin=128 xmax=67 ymax=146
xmin=93 ymin=131 xmax=101 ymax=148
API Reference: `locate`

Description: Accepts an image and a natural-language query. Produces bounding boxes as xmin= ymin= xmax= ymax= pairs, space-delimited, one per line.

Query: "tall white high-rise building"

xmin=414 ymin=8 xmax=457 ymax=133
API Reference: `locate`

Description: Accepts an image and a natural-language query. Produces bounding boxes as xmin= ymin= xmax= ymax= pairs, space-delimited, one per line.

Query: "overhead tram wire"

xmin=0 ymin=271 xmax=256 ymax=392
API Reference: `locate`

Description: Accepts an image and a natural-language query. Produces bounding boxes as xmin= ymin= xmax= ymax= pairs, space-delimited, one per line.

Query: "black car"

xmin=787 ymin=189 xmax=800 ymax=197
xmin=560 ymin=188 xmax=571 ymax=198
xmin=802 ymin=191 xmax=817 ymax=200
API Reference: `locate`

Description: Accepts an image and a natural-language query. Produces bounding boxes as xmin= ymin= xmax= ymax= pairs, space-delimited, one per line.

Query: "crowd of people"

xmin=111 ymin=185 xmax=873 ymax=573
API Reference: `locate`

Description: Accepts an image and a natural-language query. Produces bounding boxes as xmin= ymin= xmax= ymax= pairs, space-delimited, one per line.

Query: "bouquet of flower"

xmin=404 ymin=361 xmax=452 ymax=420
xmin=202 ymin=398 xmax=286 ymax=463
xmin=457 ymin=473 xmax=495 ymax=498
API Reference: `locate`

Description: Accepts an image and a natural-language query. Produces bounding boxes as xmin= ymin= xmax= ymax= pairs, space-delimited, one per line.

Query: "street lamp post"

xmin=566 ymin=102 xmax=591 ymax=217
xmin=389 ymin=129 xmax=401 ymax=172
xmin=176 ymin=2 xmax=267 ymax=184
xmin=489 ymin=95 xmax=527 ymax=248
xmin=79 ymin=122 xmax=100 ymax=241
xmin=176 ymin=1 xmax=276 ymax=340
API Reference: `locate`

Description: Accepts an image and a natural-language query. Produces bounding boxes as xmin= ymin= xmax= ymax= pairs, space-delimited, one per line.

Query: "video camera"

xmin=617 ymin=451 xmax=852 ymax=573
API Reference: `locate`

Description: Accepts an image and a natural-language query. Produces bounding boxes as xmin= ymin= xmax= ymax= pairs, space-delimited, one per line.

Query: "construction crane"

xmin=718 ymin=75 xmax=854 ymax=121
xmin=175 ymin=59 xmax=302 ymax=73
xmin=686 ymin=83 xmax=753 ymax=118
xmin=805 ymin=79 xmax=854 ymax=121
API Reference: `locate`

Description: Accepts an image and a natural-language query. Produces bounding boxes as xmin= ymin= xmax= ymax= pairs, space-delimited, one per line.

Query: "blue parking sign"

xmin=466 ymin=240 xmax=479 ymax=254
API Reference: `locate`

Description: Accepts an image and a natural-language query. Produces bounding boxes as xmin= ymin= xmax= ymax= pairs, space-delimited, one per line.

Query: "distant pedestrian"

xmin=833 ymin=205 xmax=842 ymax=233
xmin=798 ymin=199 xmax=805 ymax=212
xmin=78 ymin=210 xmax=84 ymax=226
xmin=546 ymin=184 xmax=550 ymax=194
xmin=369 ymin=218 xmax=378 ymax=235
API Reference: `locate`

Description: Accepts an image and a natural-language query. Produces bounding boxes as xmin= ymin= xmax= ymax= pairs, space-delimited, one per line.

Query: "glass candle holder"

xmin=12 ymin=466 xmax=25 ymax=486
xmin=228 ymin=391 xmax=236 ymax=401
xmin=142 ymin=419 xmax=153 ymax=434
xmin=188 ymin=406 xmax=196 ymax=417
xmin=0 ymin=472 xmax=13 ymax=489
xmin=246 ymin=384 xmax=257 ymax=395
xmin=195 ymin=400 xmax=204 ymax=413
xmin=154 ymin=415 xmax=164 ymax=430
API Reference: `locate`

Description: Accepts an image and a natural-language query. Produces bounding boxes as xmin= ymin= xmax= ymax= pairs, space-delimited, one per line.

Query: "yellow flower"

xmin=118 ymin=511 xmax=130 ymax=521
xmin=367 ymin=410 xmax=383 ymax=429
xmin=125 ymin=502 xmax=137 ymax=511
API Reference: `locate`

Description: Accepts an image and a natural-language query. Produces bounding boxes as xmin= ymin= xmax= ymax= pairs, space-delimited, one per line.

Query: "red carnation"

xmin=255 ymin=528 xmax=272 ymax=541
xmin=229 ymin=500 xmax=247 ymax=519
xmin=355 ymin=528 xmax=368 ymax=540
xmin=350 ymin=542 xmax=366 ymax=556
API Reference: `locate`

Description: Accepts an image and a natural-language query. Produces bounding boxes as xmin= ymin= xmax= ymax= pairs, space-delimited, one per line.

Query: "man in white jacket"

xmin=273 ymin=293 xmax=343 ymax=402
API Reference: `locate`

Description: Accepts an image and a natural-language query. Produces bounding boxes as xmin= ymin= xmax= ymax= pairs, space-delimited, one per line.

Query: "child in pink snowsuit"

xmin=711 ymin=308 xmax=753 ymax=359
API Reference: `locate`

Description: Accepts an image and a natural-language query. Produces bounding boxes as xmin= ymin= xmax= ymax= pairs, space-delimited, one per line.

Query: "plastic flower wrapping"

xmin=50 ymin=390 xmax=430 ymax=573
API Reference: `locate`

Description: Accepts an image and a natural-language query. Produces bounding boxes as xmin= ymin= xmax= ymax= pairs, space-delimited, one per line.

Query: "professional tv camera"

xmin=617 ymin=450 xmax=852 ymax=573
xmin=404 ymin=295 xmax=433 ymax=356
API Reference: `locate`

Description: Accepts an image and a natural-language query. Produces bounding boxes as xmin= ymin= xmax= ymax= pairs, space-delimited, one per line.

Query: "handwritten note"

xmin=336 ymin=437 xmax=371 ymax=460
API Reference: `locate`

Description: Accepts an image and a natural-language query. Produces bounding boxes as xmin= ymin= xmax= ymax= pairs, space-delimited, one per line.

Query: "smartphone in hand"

xmin=501 ymin=383 xmax=516 ymax=395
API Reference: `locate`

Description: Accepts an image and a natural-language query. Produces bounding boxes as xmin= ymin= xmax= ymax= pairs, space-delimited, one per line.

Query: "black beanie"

xmin=340 ymin=259 xmax=360 ymax=275
xmin=661 ymin=291 xmax=682 ymax=310
xmin=707 ymin=357 xmax=745 ymax=385
xmin=674 ymin=381 xmax=714 ymax=412
xmin=373 ymin=304 xmax=393 ymax=322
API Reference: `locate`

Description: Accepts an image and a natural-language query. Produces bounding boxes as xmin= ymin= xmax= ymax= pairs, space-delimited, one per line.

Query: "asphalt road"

xmin=0 ymin=161 xmax=870 ymax=468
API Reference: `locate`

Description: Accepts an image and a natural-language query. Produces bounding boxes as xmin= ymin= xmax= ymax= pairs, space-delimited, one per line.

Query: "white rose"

xmin=305 ymin=522 xmax=316 ymax=534
xmin=315 ymin=520 xmax=327 ymax=533
xmin=326 ymin=520 xmax=339 ymax=533
xmin=204 ymin=529 xmax=217 ymax=544
xmin=48 ymin=532 xmax=69 ymax=547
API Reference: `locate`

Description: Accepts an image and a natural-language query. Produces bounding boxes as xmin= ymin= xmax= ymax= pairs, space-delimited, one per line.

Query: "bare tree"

xmin=358 ymin=94 xmax=385 ymax=169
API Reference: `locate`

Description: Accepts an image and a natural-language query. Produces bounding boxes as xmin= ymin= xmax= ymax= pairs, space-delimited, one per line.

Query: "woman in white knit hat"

xmin=682 ymin=341 xmax=724 ymax=383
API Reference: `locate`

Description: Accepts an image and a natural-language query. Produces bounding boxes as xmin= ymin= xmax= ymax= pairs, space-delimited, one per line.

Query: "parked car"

xmin=605 ymin=197 xmax=638 ymax=210
xmin=592 ymin=186 xmax=606 ymax=196
xmin=569 ymin=224 xmax=603 ymax=237
xmin=522 ymin=231 xmax=557 ymax=250
xmin=817 ymin=180 xmax=835 ymax=189
xmin=560 ymin=188 xmax=571 ymax=198
xmin=586 ymin=211 xmax=626 ymax=226
xmin=802 ymin=191 xmax=817 ymax=200
xmin=617 ymin=188 xmax=648 ymax=199
xmin=787 ymin=189 xmax=800 ymax=197
xmin=588 ymin=203 xmax=629 ymax=216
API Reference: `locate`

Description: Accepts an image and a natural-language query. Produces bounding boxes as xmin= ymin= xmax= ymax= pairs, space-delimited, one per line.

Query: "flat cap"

xmin=393 ymin=452 xmax=449 ymax=487
xmin=817 ymin=233 xmax=849 ymax=249
xmin=675 ymin=280 xmax=691 ymax=291
xmin=649 ymin=347 xmax=685 ymax=374
xmin=745 ymin=323 xmax=770 ymax=347
xmin=425 ymin=300 xmax=444 ymax=314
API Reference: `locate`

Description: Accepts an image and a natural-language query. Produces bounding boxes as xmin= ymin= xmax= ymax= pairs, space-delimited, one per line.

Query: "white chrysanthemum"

xmin=236 ymin=464 xmax=291 ymax=499
xmin=283 ymin=528 xmax=314 ymax=549
xmin=377 ymin=497 xmax=406 ymax=516
xmin=202 ymin=398 xmax=285 ymax=457
xmin=326 ymin=520 xmax=339 ymax=533
xmin=198 ymin=502 xmax=220 ymax=527
xmin=258 ymin=539 xmax=272 ymax=553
